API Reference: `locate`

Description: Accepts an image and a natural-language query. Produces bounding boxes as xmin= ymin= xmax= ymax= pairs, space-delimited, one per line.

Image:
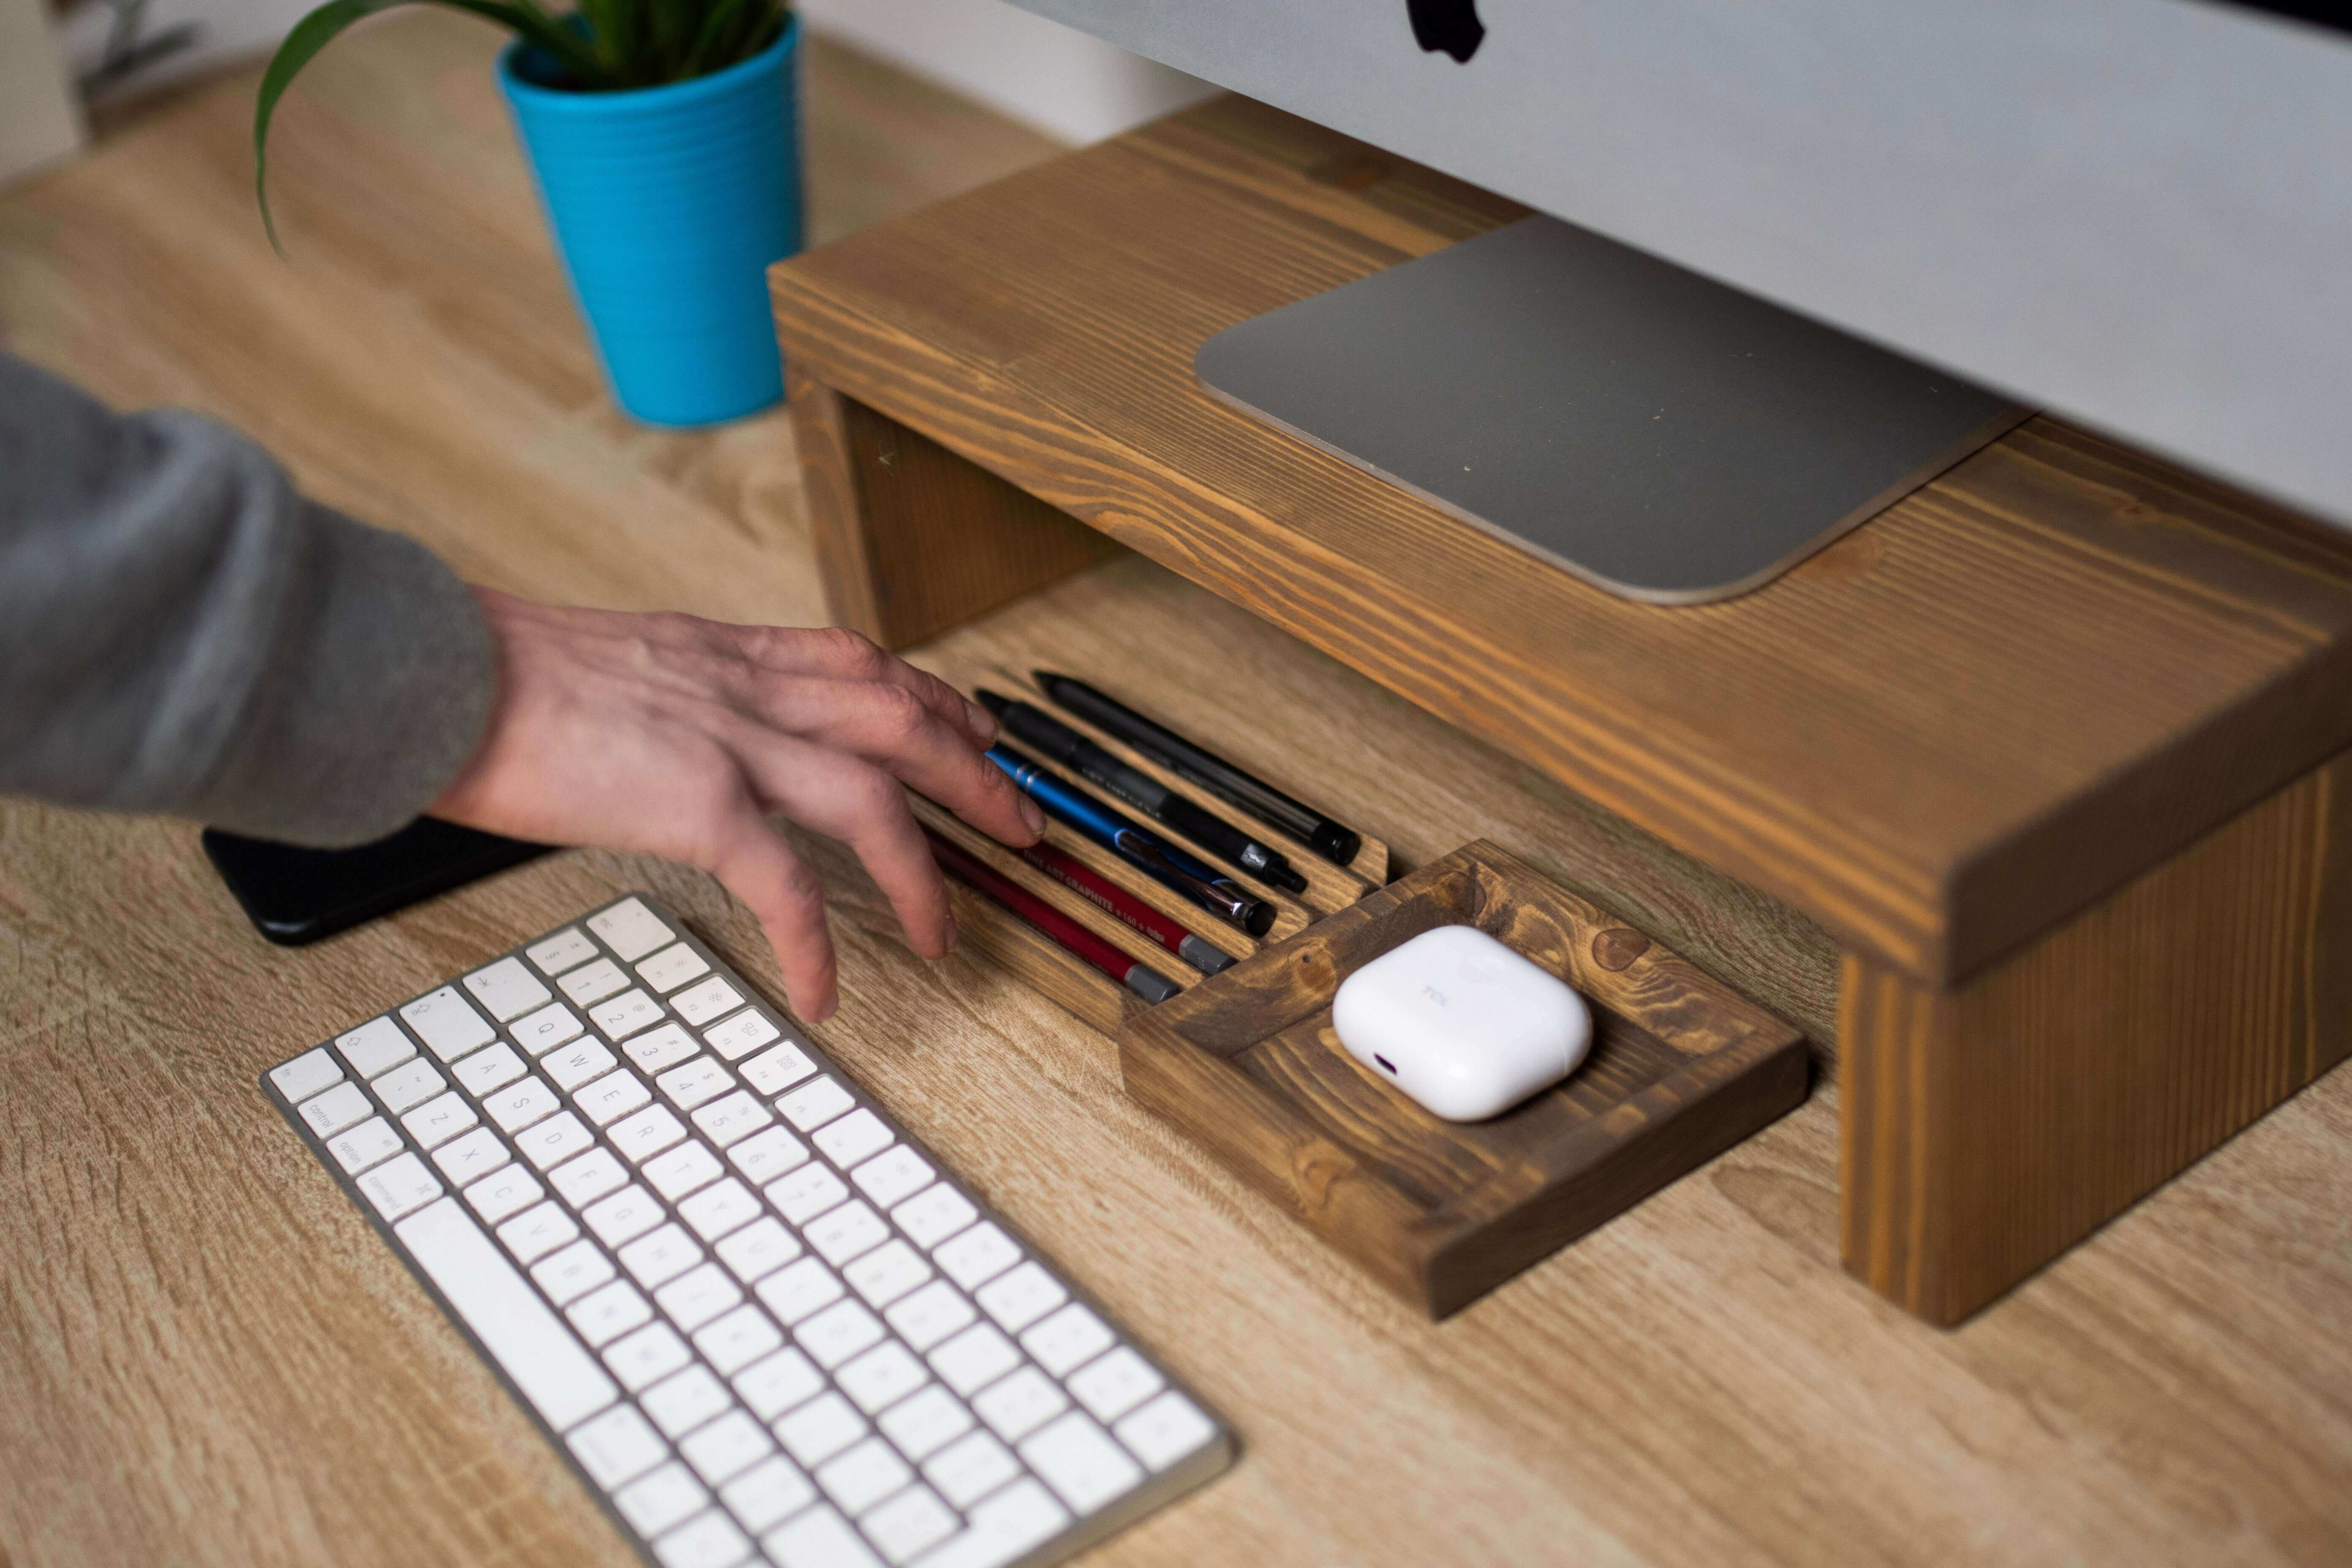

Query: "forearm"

xmin=0 ymin=353 xmax=495 ymax=845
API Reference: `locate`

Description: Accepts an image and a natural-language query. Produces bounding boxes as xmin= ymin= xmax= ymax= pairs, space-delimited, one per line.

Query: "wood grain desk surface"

xmin=4 ymin=17 xmax=2350 ymax=1566
xmin=769 ymin=95 xmax=2352 ymax=989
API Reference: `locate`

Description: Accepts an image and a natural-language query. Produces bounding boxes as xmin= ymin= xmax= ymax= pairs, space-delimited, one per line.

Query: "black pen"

xmin=977 ymin=689 xmax=1309 ymax=894
xmin=1033 ymin=672 xmax=1363 ymax=867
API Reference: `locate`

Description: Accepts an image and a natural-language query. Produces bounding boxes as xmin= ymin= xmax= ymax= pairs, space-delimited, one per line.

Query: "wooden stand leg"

xmin=1840 ymin=750 xmax=2352 ymax=1325
xmin=787 ymin=366 xmax=1119 ymax=649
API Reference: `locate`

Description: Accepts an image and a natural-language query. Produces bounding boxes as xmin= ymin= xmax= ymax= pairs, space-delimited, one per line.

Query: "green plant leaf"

xmin=680 ymin=0 xmax=748 ymax=76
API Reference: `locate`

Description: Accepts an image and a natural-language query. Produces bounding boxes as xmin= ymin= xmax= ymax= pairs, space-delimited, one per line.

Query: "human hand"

xmin=430 ymin=589 xmax=1045 ymax=1022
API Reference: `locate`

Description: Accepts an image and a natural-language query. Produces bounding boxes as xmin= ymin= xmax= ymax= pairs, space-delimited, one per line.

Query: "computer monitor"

xmin=1009 ymin=0 xmax=2352 ymax=600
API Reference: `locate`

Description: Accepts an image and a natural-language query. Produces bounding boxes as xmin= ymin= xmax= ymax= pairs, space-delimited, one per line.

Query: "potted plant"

xmin=255 ymin=0 xmax=803 ymax=427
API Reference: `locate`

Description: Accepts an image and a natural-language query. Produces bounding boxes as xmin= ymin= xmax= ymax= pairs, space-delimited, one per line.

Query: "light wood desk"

xmin=3 ymin=16 xmax=2349 ymax=1566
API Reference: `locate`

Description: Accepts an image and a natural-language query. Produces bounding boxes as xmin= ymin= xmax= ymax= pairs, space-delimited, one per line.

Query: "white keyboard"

xmin=261 ymin=893 xmax=1231 ymax=1568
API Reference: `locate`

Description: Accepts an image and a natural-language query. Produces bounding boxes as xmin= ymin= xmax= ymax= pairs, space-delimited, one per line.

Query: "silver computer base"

xmin=1195 ymin=217 xmax=2029 ymax=605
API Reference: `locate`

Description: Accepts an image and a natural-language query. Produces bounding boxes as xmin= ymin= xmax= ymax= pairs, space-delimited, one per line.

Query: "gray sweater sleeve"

xmin=0 ymin=352 xmax=497 ymax=847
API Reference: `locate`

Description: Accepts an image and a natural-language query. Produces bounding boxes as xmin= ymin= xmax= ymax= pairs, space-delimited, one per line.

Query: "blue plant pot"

xmin=500 ymin=20 xmax=803 ymax=428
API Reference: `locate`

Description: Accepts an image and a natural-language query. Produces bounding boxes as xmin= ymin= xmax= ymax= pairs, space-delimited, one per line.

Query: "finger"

xmin=704 ymin=803 xmax=841 ymax=1023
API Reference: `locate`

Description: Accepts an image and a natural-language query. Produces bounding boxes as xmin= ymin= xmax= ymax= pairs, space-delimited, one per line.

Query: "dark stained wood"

xmin=1840 ymin=745 xmax=2352 ymax=1324
xmin=769 ymin=94 xmax=2352 ymax=989
xmin=1122 ymin=841 xmax=1810 ymax=1317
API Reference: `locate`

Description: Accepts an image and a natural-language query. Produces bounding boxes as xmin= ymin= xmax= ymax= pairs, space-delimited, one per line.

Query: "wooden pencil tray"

xmin=1119 ymin=841 xmax=1808 ymax=1318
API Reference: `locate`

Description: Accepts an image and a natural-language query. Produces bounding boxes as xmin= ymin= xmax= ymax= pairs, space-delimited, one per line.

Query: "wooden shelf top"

xmin=771 ymin=96 xmax=2352 ymax=985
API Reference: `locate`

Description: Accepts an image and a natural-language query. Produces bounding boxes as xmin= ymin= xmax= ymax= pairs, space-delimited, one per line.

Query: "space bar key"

xmin=394 ymin=1196 xmax=618 ymax=1432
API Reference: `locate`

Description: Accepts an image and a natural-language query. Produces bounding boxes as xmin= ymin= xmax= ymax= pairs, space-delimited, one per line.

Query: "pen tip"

xmin=1272 ymin=867 xmax=1309 ymax=894
xmin=973 ymin=689 xmax=1010 ymax=716
xmin=1031 ymin=670 xmax=1064 ymax=693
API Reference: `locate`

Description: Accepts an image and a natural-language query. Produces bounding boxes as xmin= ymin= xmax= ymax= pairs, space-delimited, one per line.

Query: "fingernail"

xmin=966 ymin=700 xmax=998 ymax=743
xmin=942 ymin=914 xmax=959 ymax=953
xmin=1018 ymin=796 xmax=1046 ymax=838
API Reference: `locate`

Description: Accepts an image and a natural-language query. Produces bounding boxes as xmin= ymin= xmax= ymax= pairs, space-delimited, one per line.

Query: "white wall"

xmin=1 ymin=0 xmax=87 ymax=186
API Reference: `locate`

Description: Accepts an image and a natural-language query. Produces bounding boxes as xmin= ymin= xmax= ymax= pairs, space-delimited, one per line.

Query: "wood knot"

xmin=1590 ymin=928 xmax=1650 ymax=971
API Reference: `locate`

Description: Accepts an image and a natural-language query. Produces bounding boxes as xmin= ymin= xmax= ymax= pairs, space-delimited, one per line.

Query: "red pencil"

xmin=1015 ymin=839 xmax=1234 ymax=975
xmin=924 ymin=829 xmax=1180 ymax=1004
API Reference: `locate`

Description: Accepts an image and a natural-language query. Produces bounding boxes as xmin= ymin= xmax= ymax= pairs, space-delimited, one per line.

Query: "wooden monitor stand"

xmin=770 ymin=96 xmax=2352 ymax=1327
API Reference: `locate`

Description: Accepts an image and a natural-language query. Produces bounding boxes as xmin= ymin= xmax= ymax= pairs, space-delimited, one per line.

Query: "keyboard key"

xmin=859 ymin=1484 xmax=957 ymax=1565
xmin=577 ymin=1068 xmax=653 ymax=1127
xmin=606 ymin=1322 xmax=695 ymax=1394
xmin=624 ymin=1022 xmax=700 ymax=1074
xmin=526 ymin=926 xmax=598 ymax=977
xmin=879 ymin=1385 xmax=973 ymax=1462
xmin=680 ymin=1410 xmax=774 ymax=1486
xmin=1066 ymin=1347 xmax=1164 ymax=1424
xmin=777 ymin=1076 xmax=855 ymax=1132
xmin=715 ymin=1216 xmax=801 ymax=1284
xmin=704 ymin=1010 xmax=783 ymax=1063
xmin=836 ymin=1341 xmax=927 ymax=1415
xmin=764 ymin=1505 xmax=883 ymax=1568
xmin=297 ymin=1081 xmax=371 ymax=1138
xmin=890 ymin=1186 xmax=976 ymax=1251
xmin=807 ymin=1201 xmax=890 ymax=1267
xmin=922 ymin=1430 xmax=1021 ymax=1510
xmin=691 ymin=1091 xmax=772 ymax=1149
xmin=333 ymin=1019 xmax=413 ymax=1079
xmin=370 ymin=1057 xmax=445 ymax=1114
xmin=934 ymin=1224 xmax=1020 ymax=1290
xmin=843 ymin=1241 xmax=933 ymax=1313
xmin=542 ymin=1037 xmax=618 ymax=1092
xmin=656 ymin=1262 xmax=743 ymax=1333
xmin=618 ymin=1223 xmax=705 ymax=1289
xmin=451 ymin=1042 xmax=527 ymax=1098
xmin=1020 ymin=1303 xmax=1114 ymax=1377
xmin=659 ymin=1057 xmax=732 ymax=1111
xmin=757 ymin=1258 xmax=846 ymax=1326
xmin=885 ymin=1281 xmax=977 ymax=1353
xmin=973 ymin=1366 xmax=1068 ymax=1443
xmin=593 ymin=988 xmax=665 ymax=1043
xmin=1021 ymin=1411 xmax=1143 ymax=1514
xmin=655 ymin=1510 xmax=750 ymax=1568
xmin=615 ymin=1461 xmax=708 ymax=1539
xmin=814 ymin=1434 xmax=909 ymax=1514
xmin=549 ymin=1147 xmax=629 ymax=1208
xmin=1113 ymin=1389 xmax=1217 ymax=1473
xmin=639 ymin=942 xmax=711 ymax=994
xmin=797 ymin=1299 xmax=886 ymax=1369
xmin=642 ymin=1364 xmax=734 ymax=1437
xmin=680 ymin=1178 xmax=762 ymax=1243
xmin=719 ymin=1454 xmax=816 ymax=1534
xmin=738 ymin=1040 xmax=816 ymax=1094
xmin=569 ymin=1279 xmax=654 ymax=1347
xmin=400 ymin=986 xmax=494 ymax=1062
xmin=496 ymin=1200 xmax=579 ymax=1265
xmin=464 ymin=1164 xmax=544 ymax=1225
xmin=644 ymin=1140 xmax=725 ymax=1200
xmin=813 ymin=1109 xmax=893 ymax=1171
xmin=568 ymin=1402 xmax=667 ymax=1489
xmin=975 ymin=1262 xmax=1066 ymax=1335
xmin=696 ymin=1303 xmax=785 ymax=1376
xmin=531 ymin=1238 xmax=615 ymax=1307
xmin=672 ymin=976 xmax=745 ymax=1029
xmin=325 ymin=1116 xmax=403 ymax=1176
xmin=515 ymin=1109 xmax=595 ymax=1171
xmin=484 ymin=1075 xmax=561 ymax=1134
xmin=511 ymin=1000 xmax=585 ymax=1056
xmin=735 ymin=1347 xmax=826 ymax=1421
xmin=463 ymin=956 xmax=551 ymax=1023
xmin=611 ymin=1105 xmax=689 ymax=1163
xmin=850 ymin=1147 xmax=933 ymax=1211
xmin=589 ymin=896 xmax=673 ymax=961
xmin=433 ymin=1125 xmax=510 ymax=1185
xmin=775 ymin=1391 xmax=867 ymax=1467
xmin=402 ymin=1091 xmax=479 ymax=1150
xmin=583 ymin=1184 xmax=666 ymax=1247
xmin=727 ymin=1126 xmax=808 ymax=1187
xmin=356 ymin=1152 xmax=441 ymax=1220
xmin=928 ymin=1324 xmax=1020 ymax=1397
xmin=559 ymin=957 xmax=629 ymax=1007
xmin=768 ymin=1164 xmax=849 ymax=1225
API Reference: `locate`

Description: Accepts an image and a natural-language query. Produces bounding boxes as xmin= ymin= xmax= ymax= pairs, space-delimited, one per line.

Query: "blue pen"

xmin=987 ymin=745 xmax=1277 ymax=937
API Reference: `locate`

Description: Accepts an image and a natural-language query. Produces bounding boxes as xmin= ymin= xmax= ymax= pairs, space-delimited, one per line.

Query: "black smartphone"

xmin=203 ymin=817 xmax=553 ymax=945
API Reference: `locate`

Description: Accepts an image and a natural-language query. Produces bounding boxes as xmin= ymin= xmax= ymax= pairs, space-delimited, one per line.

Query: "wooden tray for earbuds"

xmin=1118 ymin=841 xmax=1808 ymax=1318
